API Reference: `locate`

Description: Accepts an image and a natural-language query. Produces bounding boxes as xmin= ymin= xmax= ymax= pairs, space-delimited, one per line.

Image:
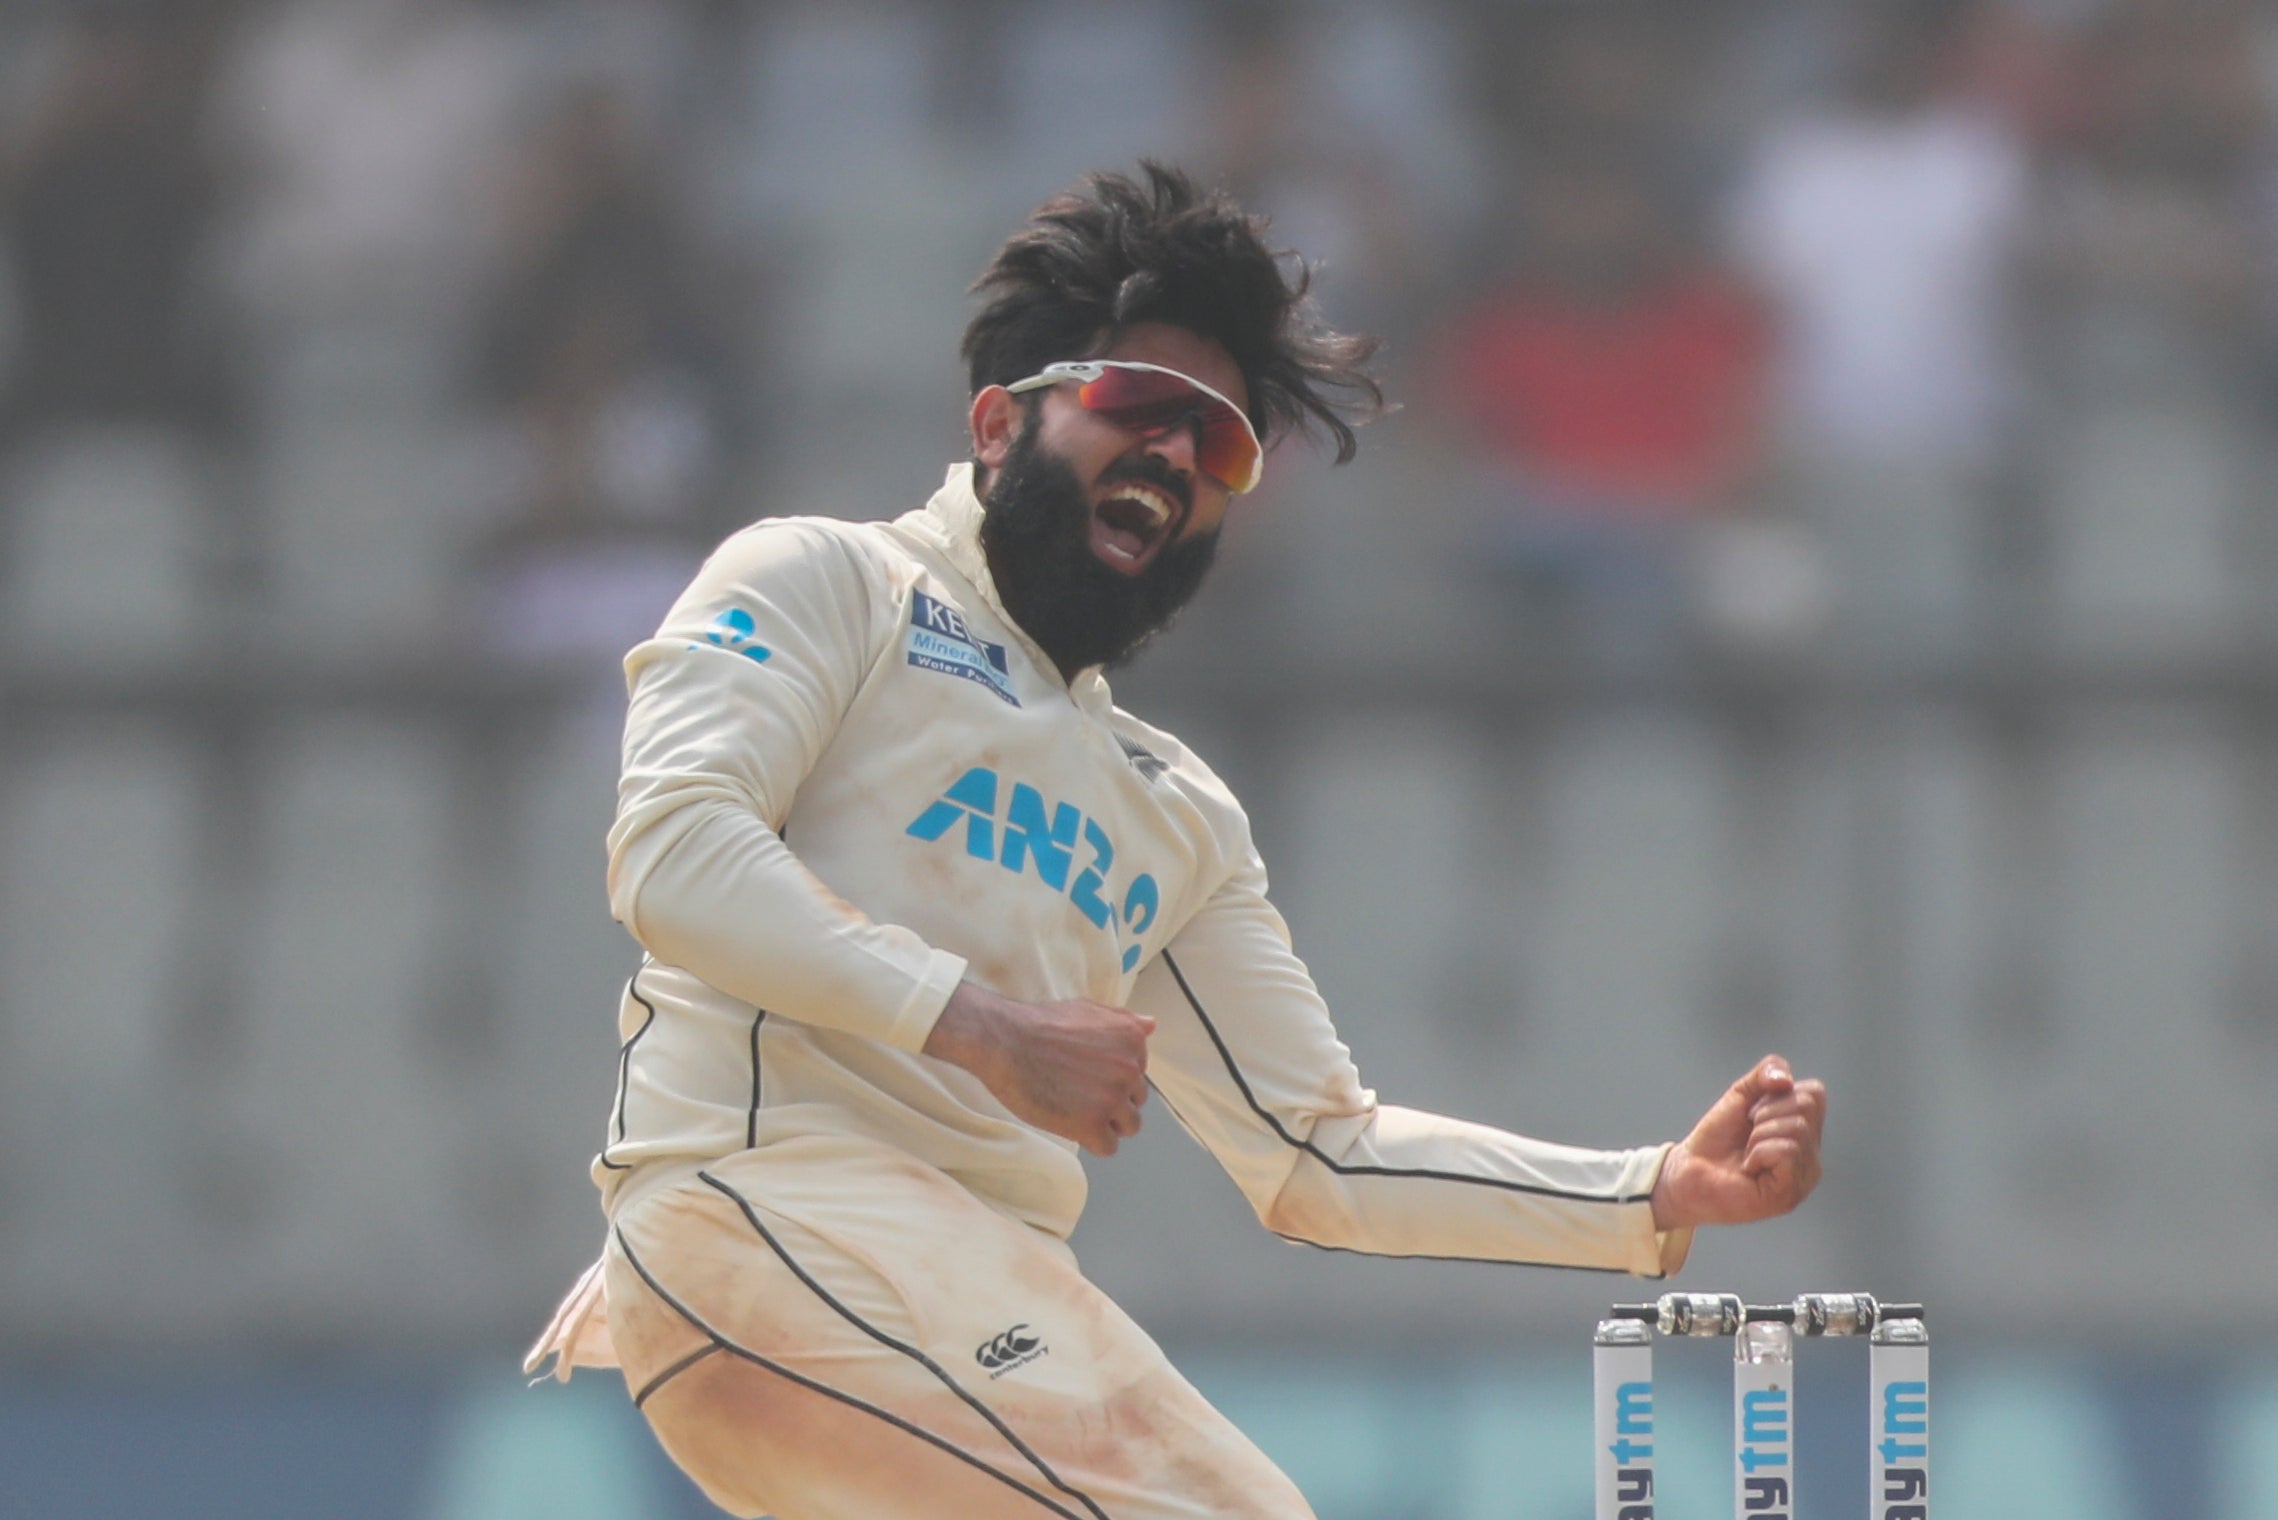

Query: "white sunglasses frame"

xmin=1003 ymin=359 xmax=1263 ymax=494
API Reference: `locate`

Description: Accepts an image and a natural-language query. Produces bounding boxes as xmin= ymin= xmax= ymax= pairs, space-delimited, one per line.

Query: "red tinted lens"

xmin=1074 ymin=368 xmax=1260 ymax=491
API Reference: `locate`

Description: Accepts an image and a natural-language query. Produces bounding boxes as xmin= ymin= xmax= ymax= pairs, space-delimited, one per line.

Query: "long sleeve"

xmin=1130 ymin=849 xmax=1691 ymax=1278
xmin=606 ymin=520 xmax=967 ymax=1052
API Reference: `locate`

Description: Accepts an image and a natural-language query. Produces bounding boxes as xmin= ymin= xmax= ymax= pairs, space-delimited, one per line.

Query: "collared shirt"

xmin=589 ymin=463 xmax=1686 ymax=1273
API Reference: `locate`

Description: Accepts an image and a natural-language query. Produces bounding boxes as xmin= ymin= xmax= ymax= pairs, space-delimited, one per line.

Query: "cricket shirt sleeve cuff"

xmin=1638 ymin=1141 xmax=1691 ymax=1278
xmin=1651 ymin=1223 xmax=1695 ymax=1278
xmin=878 ymin=946 xmax=969 ymax=1053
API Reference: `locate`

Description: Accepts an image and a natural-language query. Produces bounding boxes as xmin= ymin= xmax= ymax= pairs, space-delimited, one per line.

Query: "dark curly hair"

xmin=962 ymin=162 xmax=1385 ymax=466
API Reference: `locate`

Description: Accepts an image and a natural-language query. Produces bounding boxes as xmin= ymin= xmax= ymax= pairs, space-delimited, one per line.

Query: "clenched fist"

xmin=923 ymin=980 xmax=1155 ymax=1156
xmin=1651 ymin=1054 xmax=1828 ymax=1232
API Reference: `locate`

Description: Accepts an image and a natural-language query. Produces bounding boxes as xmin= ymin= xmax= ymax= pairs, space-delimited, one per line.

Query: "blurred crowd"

xmin=9 ymin=4 xmax=2278 ymax=1405
xmin=2 ymin=0 xmax=2275 ymax=676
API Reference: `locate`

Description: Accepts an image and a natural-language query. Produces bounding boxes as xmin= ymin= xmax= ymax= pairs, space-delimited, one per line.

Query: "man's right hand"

xmin=922 ymin=980 xmax=1154 ymax=1155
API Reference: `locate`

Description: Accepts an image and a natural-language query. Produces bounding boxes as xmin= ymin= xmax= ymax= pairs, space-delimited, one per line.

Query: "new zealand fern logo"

xmin=700 ymin=607 xmax=772 ymax=663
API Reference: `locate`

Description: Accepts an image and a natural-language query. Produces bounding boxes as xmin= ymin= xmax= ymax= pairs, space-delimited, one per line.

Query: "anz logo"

xmin=907 ymin=767 xmax=1160 ymax=972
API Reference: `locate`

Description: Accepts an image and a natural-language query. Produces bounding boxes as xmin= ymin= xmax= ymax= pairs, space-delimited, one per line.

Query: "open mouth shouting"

xmin=1089 ymin=477 xmax=1187 ymax=576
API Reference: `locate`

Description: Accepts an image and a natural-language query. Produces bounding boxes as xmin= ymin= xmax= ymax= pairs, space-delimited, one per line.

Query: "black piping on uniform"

xmin=633 ymin=1342 xmax=721 ymax=1408
xmin=745 ymin=1009 xmax=768 ymax=1149
xmin=613 ymin=1228 xmax=1091 ymax=1520
xmin=697 ymin=1170 xmax=1115 ymax=1520
xmin=1160 ymin=951 xmax=1654 ymax=1207
xmin=600 ymin=972 xmax=662 ymax=1172
xmin=1147 ymin=1074 xmax=1661 ymax=1278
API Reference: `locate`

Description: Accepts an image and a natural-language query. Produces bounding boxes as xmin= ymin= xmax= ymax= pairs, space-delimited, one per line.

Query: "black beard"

xmin=978 ymin=421 xmax=1219 ymax=678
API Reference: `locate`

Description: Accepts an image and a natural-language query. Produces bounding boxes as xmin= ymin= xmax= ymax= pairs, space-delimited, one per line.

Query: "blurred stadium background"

xmin=2 ymin=0 xmax=2275 ymax=1515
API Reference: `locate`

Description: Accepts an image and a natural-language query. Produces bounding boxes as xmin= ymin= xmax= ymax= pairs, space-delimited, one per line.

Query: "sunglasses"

xmin=1004 ymin=360 xmax=1264 ymax=495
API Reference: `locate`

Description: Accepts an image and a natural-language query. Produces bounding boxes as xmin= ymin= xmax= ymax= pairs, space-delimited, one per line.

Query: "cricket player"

xmin=528 ymin=164 xmax=1828 ymax=1519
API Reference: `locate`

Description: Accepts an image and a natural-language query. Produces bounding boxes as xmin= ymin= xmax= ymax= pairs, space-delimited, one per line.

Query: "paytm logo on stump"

xmin=1877 ymin=1379 xmax=1928 ymax=1519
xmin=1606 ymin=1381 xmax=1653 ymax=1519
xmin=907 ymin=767 xmax=1160 ymax=970
xmin=1738 ymin=1387 xmax=1791 ymax=1517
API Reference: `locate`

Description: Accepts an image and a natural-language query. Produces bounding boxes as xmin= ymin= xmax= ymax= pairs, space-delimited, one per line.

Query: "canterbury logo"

xmin=974 ymin=1323 xmax=1046 ymax=1377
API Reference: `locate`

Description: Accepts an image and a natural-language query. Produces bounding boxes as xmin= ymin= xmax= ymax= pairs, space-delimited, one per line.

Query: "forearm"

xmin=612 ymin=796 xmax=965 ymax=1052
xmin=920 ymin=980 xmax=1018 ymax=1069
xmin=921 ymin=980 xmax=1155 ymax=1156
xmin=1258 ymin=1104 xmax=1691 ymax=1277
xmin=1135 ymin=884 xmax=1692 ymax=1279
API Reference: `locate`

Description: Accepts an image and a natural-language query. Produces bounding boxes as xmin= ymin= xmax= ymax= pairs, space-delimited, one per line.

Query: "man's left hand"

xmin=1650 ymin=1054 xmax=1827 ymax=1232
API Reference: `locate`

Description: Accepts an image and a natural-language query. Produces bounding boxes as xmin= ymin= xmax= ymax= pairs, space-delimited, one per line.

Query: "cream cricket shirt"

xmin=536 ymin=464 xmax=1687 ymax=1375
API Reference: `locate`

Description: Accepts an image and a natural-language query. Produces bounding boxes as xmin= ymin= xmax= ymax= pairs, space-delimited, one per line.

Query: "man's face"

xmin=973 ymin=324 xmax=1251 ymax=675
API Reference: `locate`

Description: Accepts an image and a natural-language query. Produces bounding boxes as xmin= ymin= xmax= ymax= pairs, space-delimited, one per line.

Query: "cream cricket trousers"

xmin=601 ymin=1134 xmax=1316 ymax=1520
